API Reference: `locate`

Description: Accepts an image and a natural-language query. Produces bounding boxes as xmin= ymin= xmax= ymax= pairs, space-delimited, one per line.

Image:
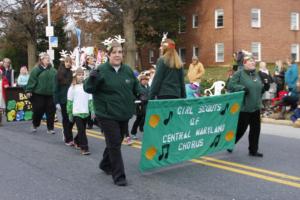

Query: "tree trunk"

xmin=123 ymin=8 xmax=137 ymax=69
xmin=27 ymin=40 xmax=37 ymax=71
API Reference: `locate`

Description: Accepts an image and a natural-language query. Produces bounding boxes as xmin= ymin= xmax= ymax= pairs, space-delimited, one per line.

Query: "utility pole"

xmin=46 ymin=0 xmax=54 ymax=60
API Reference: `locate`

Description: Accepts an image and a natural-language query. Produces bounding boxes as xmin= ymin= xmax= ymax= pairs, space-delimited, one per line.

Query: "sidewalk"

xmin=261 ymin=117 xmax=294 ymax=126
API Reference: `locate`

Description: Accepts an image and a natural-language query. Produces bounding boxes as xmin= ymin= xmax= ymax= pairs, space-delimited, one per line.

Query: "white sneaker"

xmin=31 ymin=126 xmax=37 ymax=133
xmin=47 ymin=130 xmax=55 ymax=134
xmin=131 ymin=135 xmax=138 ymax=140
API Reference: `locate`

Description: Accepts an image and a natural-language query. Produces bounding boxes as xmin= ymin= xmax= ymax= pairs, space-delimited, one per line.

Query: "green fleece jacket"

xmin=228 ymin=69 xmax=263 ymax=112
xmin=83 ymin=62 xmax=141 ymax=121
xmin=149 ymin=58 xmax=186 ymax=99
xmin=26 ymin=65 xmax=57 ymax=96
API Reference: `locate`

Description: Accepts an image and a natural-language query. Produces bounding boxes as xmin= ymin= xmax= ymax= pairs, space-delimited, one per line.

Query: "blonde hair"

xmin=162 ymin=39 xmax=183 ymax=69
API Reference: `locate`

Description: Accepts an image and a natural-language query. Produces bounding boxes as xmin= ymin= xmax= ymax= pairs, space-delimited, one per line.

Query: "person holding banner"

xmin=26 ymin=53 xmax=57 ymax=134
xmin=228 ymin=52 xmax=264 ymax=157
xmin=149 ymin=38 xmax=186 ymax=100
xmin=54 ymin=55 xmax=74 ymax=145
xmin=84 ymin=36 xmax=142 ymax=186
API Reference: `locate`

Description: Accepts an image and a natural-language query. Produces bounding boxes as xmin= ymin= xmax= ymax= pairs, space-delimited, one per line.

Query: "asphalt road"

xmin=0 ymin=119 xmax=299 ymax=200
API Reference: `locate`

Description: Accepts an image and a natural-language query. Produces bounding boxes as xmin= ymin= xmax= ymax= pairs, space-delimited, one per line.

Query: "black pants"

xmin=235 ymin=110 xmax=261 ymax=153
xmin=74 ymin=117 xmax=89 ymax=151
xmin=60 ymin=104 xmax=74 ymax=143
xmin=131 ymin=114 xmax=145 ymax=135
xmin=31 ymin=93 xmax=55 ymax=130
xmin=97 ymin=117 xmax=128 ymax=182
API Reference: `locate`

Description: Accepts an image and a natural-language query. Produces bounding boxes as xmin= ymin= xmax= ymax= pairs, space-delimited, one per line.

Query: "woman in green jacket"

xmin=84 ymin=40 xmax=141 ymax=186
xmin=26 ymin=53 xmax=57 ymax=134
xmin=228 ymin=53 xmax=264 ymax=157
xmin=149 ymin=38 xmax=186 ymax=100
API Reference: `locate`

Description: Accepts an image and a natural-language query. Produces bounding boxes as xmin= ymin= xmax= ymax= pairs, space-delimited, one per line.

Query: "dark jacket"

xmin=26 ymin=65 xmax=57 ymax=96
xmin=228 ymin=69 xmax=263 ymax=112
xmin=54 ymin=68 xmax=73 ymax=104
xmin=83 ymin=62 xmax=142 ymax=121
xmin=1 ymin=67 xmax=13 ymax=86
xmin=258 ymin=71 xmax=272 ymax=91
xmin=136 ymin=84 xmax=150 ymax=115
xmin=149 ymin=58 xmax=186 ymax=99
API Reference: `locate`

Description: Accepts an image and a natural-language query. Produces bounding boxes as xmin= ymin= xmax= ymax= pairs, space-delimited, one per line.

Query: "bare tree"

xmin=0 ymin=0 xmax=64 ymax=70
xmin=69 ymin=0 xmax=152 ymax=68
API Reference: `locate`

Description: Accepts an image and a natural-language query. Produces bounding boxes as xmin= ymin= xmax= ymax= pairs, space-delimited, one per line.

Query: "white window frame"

xmin=178 ymin=16 xmax=187 ymax=33
xmin=291 ymin=44 xmax=300 ymax=62
xmin=215 ymin=9 xmax=224 ymax=29
xmin=193 ymin=46 xmax=199 ymax=57
xmin=149 ymin=49 xmax=154 ymax=64
xmin=251 ymin=42 xmax=261 ymax=62
xmin=291 ymin=12 xmax=299 ymax=30
xmin=215 ymin=43 xmax=224 ymax=62
xmin=251 ymin=8 xmax=261 ymax=28
xmin=179 ymin=48 xmax=186 ymax=63
xmin=192 ymin=14 xmax=199 ymax=28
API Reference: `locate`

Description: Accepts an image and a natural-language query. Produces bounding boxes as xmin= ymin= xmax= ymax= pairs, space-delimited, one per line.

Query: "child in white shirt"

xmin=67 ymin=68 xmax=94 ymax=155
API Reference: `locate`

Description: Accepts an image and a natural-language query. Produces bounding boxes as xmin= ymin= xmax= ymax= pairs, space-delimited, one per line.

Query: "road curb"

xmin=261 ymin=118 xmax=293 ymax=126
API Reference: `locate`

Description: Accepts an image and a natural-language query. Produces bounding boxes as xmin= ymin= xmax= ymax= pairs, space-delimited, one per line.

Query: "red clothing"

xmin=1 ymin=76 xmax=9 ymax=101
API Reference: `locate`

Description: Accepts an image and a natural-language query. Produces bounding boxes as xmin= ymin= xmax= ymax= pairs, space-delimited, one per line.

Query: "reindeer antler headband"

xmin=59 ymin=50 xmax=73 ymax=61
xmin=102 ymin=35 xmax=126 ymax=51
xmin=160 ymin=32 xmax=175 ymax=49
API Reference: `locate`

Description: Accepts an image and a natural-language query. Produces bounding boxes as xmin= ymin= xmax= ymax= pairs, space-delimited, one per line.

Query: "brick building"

xmin=141 ymin=0 xmax=300 ymax=68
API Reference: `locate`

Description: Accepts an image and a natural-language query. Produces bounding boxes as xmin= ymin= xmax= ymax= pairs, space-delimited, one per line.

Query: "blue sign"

xmin=50 ymin=36 xmax=58 ymax=48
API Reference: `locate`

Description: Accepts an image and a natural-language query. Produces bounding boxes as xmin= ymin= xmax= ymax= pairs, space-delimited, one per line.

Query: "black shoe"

xmin=99 ymin=165 xmax=112 ymax=175
xmin=249 ymin=152 xmax=263 ymax=157
xmin=227 ymin=149 xmax=233 ymax=153
xmin=102 ymin=169 xmax=112 ymax=175
xmin=114 ymin=179 xmax=127 ymax=186
xmin=87 ymin=125 xmax=93 ymax=129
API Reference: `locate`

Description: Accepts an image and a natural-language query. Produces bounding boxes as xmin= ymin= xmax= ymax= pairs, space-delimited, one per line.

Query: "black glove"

xmin=139 ymin=94 xmax=148 ymax=104
xmin=243 ymin=87 xmax=249 ymax=95
xmin=89 ymin=69 xmax=99 ymax=79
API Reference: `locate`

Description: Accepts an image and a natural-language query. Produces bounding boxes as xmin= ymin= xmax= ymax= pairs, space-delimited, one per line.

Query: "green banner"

xmin=140 ymin=92 xmax=244 ymax=172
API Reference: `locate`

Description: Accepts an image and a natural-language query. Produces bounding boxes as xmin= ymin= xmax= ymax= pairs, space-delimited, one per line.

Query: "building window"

xmin=291 ymin=44 xmax=299 ymax=62
xmin=215 ymin=43 xmax=224 ymax=62
xmin=193 ymin=46 xmax=199 ymax=57
xmin=251 ymin=42 xmax=261 ymax=61
xmin=179 ymin=48 xmax=186 ymax=63
xmin=192 ymin=15 xmax=199 ymax=28
xmin=291 ymin=12 xmax=299 ymax=30
xmin=149 ymin=50 xmax=154 ymax=63
xmin=135 ymin=52 xmax=139 ymax=63
xmin=179 ymin=16 xmax=187 ymax=33
xmin=215 ymin=9 xmax=224 ymax=28
xmin=251 ymin=8 xmax=261 ymax=28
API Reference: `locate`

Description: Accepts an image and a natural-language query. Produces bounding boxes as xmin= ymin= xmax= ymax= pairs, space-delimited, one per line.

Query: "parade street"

xmin=0 ymin=119 xmax=299 ymax=200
